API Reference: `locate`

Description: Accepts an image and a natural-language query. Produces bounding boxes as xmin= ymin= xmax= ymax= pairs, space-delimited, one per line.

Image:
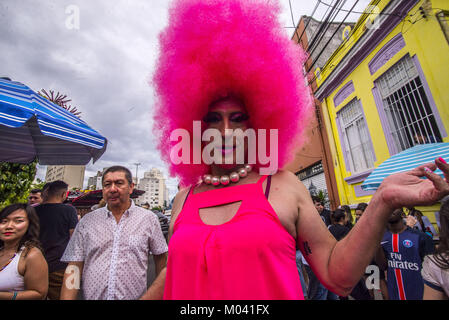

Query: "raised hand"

xmin=377 ymin=157 xmax=449 ymax=210
xmin=405 ymin=215 xmax=418 ymax=228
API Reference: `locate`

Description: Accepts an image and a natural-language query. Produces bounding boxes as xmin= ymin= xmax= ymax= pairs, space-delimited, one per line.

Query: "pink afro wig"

xmin=152 ymin=0 xmax=313 ymax=187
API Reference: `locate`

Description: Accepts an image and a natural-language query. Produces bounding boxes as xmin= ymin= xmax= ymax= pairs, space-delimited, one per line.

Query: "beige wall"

xmin=45 ymin=165 xmax=85 ymax=190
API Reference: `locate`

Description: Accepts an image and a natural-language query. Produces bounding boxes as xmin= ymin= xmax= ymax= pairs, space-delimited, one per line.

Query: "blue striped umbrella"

xmin=0 ymin=78 xmax=107 ymax=165
xmin=361 ymin=143 xmax=449 ymax=191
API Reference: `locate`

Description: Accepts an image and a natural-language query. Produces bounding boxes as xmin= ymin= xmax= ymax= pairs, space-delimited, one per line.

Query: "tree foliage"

xmin=0 ymin=160 xmax=37 ymax=208
xmin=31 ymin=178 xmax=47 ymax=191
xmin=314 ymin=189 xmax=330 ymax=207
xmin=38 ymin=89 xmax=82 ymax=118
xmin=151 ymin=206 xmax=164 ymax=212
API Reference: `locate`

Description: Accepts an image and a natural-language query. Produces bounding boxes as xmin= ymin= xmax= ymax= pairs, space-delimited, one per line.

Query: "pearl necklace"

xmin=202 ymin=165 xmax=253 ymax=186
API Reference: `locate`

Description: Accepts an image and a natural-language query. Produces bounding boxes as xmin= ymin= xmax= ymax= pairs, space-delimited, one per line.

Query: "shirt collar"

xmin=105 ymin=199 xmax=135 ymax=218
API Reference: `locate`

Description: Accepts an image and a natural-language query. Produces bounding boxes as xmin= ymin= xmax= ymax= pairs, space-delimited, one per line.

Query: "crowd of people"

xmin=294 ymin=196 xmax=449 ymax=300
xmin=0 ymin=167 xmax=169 ymax=300
xmin=1 ymin=164 xmax=448 ymax=300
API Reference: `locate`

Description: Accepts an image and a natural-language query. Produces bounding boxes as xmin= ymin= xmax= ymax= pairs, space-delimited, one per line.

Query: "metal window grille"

xmin=338 ymin=99 xmax=375 ymax=173
xmin=297 ymin=162 xmax=324 ymax=181
xmin=376 ymin=55 xmax=441 ymax=153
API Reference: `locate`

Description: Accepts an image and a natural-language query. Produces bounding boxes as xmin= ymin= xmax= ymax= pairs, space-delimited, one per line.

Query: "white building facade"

xmin=45 ymin=165 xmax=85 ymax=190
xmin=136 ymin=168 xmax=169 ymax=209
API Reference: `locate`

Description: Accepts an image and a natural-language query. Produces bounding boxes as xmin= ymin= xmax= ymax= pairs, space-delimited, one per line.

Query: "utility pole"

xmin=133 ymin=162 xmax=141 ymax=185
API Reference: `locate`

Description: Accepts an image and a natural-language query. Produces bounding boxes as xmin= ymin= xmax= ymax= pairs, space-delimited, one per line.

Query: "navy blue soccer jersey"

xmin=381 ymin=227 xmax=434 ymax=300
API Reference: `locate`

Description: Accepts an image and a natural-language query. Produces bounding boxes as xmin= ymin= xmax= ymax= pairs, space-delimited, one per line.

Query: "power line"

xmin=307 ymin=0 xmax=348 ymax=60
xmin=317 ymin=0 xmax=409 ymax=18
xmin=289 ymin=0 xmax=301 ymax=43
xmin=305 ymin=2 xmax=380 ymax=87
xmin=307 ymin=0 xmax=343 ymax=54
xmin=306 ymin=3 xmax=426 ymax=88
xmin=297 ymin=1 xmax=426 ymax=87
xmin=291 ymin=0 xmax=321 ymax=44
xmin=307 ymin=0 xmax=360 ymax=73
xmin=133 ymin=162 xmax=141 ymax=184
xmin=304 ymin=0 xmax=339 ymax=51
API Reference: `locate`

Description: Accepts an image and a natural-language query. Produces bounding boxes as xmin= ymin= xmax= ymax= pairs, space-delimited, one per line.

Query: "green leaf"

xmin=0 ymin=160 xmax=38 ymax=208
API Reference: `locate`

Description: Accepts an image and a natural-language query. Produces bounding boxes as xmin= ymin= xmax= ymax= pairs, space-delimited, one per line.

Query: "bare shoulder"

xmin=272 ymin=170 xmax=300 ymax=183
xmin=20 ymin=247 xmax=47 ymax=275
xmin=271 ymin=170 xmax=309 ymax=197
xmin=270 ymin=170 xmax=317 ymax=223
xmin=168 ymin=186 xmax=191 ymax=238
xmin=23 ymin=247 xmax=46 ymax=263
xmin=171 ymin=187 xmax=191 ymax=215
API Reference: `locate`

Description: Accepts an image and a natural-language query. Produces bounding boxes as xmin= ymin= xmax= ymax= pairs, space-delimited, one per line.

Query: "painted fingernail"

xmin=438 ymin=157 xmax=447 ymax=164
xmin=424 ymin=167 xmax=432 ymax=174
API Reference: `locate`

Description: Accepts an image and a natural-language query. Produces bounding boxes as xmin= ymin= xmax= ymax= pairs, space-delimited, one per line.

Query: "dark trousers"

xmin=47 ymin=269 xmax=65 ymax=300
xmin=339 ymin=279 xmax=373 ymax=300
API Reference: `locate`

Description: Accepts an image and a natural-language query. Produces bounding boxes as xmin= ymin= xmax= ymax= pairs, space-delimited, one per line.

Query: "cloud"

xmin=1 ymin=0 xmax=369 ymax=200
xmin=0 ymin=0 xmax=174 ymax=192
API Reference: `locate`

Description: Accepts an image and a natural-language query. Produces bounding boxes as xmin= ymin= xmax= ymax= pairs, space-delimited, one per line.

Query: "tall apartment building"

xmin=45 ymin=165 xmax=85 ymax=190
xmin=87 ymin=169 xmax=107 ymax=190
xmin=136 ymin=168 xmax=169 ymax=209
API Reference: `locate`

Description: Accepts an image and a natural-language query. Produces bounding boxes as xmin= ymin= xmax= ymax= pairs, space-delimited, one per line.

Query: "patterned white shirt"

xmin=61 ymin=201 xmax=168 ymax=300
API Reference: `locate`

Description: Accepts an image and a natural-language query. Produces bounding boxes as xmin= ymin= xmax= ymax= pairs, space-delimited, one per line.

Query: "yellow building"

xmin=314 ymin=0 xmax=449 ymax=229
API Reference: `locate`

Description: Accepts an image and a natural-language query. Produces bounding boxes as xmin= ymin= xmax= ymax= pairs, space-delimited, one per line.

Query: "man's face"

xmin=102 ymin=171 xmax=134 ymax=209
xmin=355 ymin=209 xmax=364 ymax=222
xmin=202 ymin=98 xmax=251 ymax=169
xmin=314 ymin=201 xmax=324 ymax=214
xmin=28 ymin=192 xmax=42 ymax=206
xmin=388 ymin=209 xmax=404 ymax=224
xmin=414 ymin=134 xmax=425 ymax=144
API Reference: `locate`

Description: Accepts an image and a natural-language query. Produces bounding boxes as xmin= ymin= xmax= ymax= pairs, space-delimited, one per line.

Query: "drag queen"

xmin=145 ymin=0 xmax=449 ymax=300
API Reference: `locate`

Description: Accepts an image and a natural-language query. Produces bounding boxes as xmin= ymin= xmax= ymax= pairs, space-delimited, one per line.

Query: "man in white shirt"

xmin=60 ymin=166 xmax=168 ymax=300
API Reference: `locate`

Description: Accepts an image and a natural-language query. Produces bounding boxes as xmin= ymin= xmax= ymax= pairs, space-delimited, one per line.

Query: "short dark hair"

xmin=0 ymin=203 xmax=42 ymax=256
xmin=30 ymin=189 xmax=42 ymax=194
xmin=332 ymin=208 xmax=346 ymax=223
xmin=355 ymin=203 xmax=368 ymax=212
xmin=312 ymin=196 xmax=323 ymax=205
xmin=45 ymin=180 xmax=68 ymax=198
xmin=102 ymin=166 xmax=133 ymax=186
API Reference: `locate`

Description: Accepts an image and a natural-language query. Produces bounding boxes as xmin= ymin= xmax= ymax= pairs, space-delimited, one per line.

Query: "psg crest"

xmin=403 ymin=239 xmax=413 ymax=248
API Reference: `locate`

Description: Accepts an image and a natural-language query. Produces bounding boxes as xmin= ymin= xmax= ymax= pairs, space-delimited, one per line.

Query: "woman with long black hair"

xmin=0 ymin=203 xmax=48 ymax=299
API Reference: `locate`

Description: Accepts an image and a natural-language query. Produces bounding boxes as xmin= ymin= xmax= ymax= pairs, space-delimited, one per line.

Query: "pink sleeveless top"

xmin=164 ymin=175 xmax=304 ymax=300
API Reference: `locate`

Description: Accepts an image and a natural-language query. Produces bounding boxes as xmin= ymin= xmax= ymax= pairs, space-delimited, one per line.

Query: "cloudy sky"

xmin=0 ymin=0 xmax=370 ymax=199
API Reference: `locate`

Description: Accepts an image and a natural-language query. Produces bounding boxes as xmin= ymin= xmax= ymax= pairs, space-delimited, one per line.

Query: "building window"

xmin=297 ymin=162 xmax=324 ymax=181
xmin=337 ymin=99 xmax=375 ymax=173
xmin=376 ymin=55 xmax=442 ymax=152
